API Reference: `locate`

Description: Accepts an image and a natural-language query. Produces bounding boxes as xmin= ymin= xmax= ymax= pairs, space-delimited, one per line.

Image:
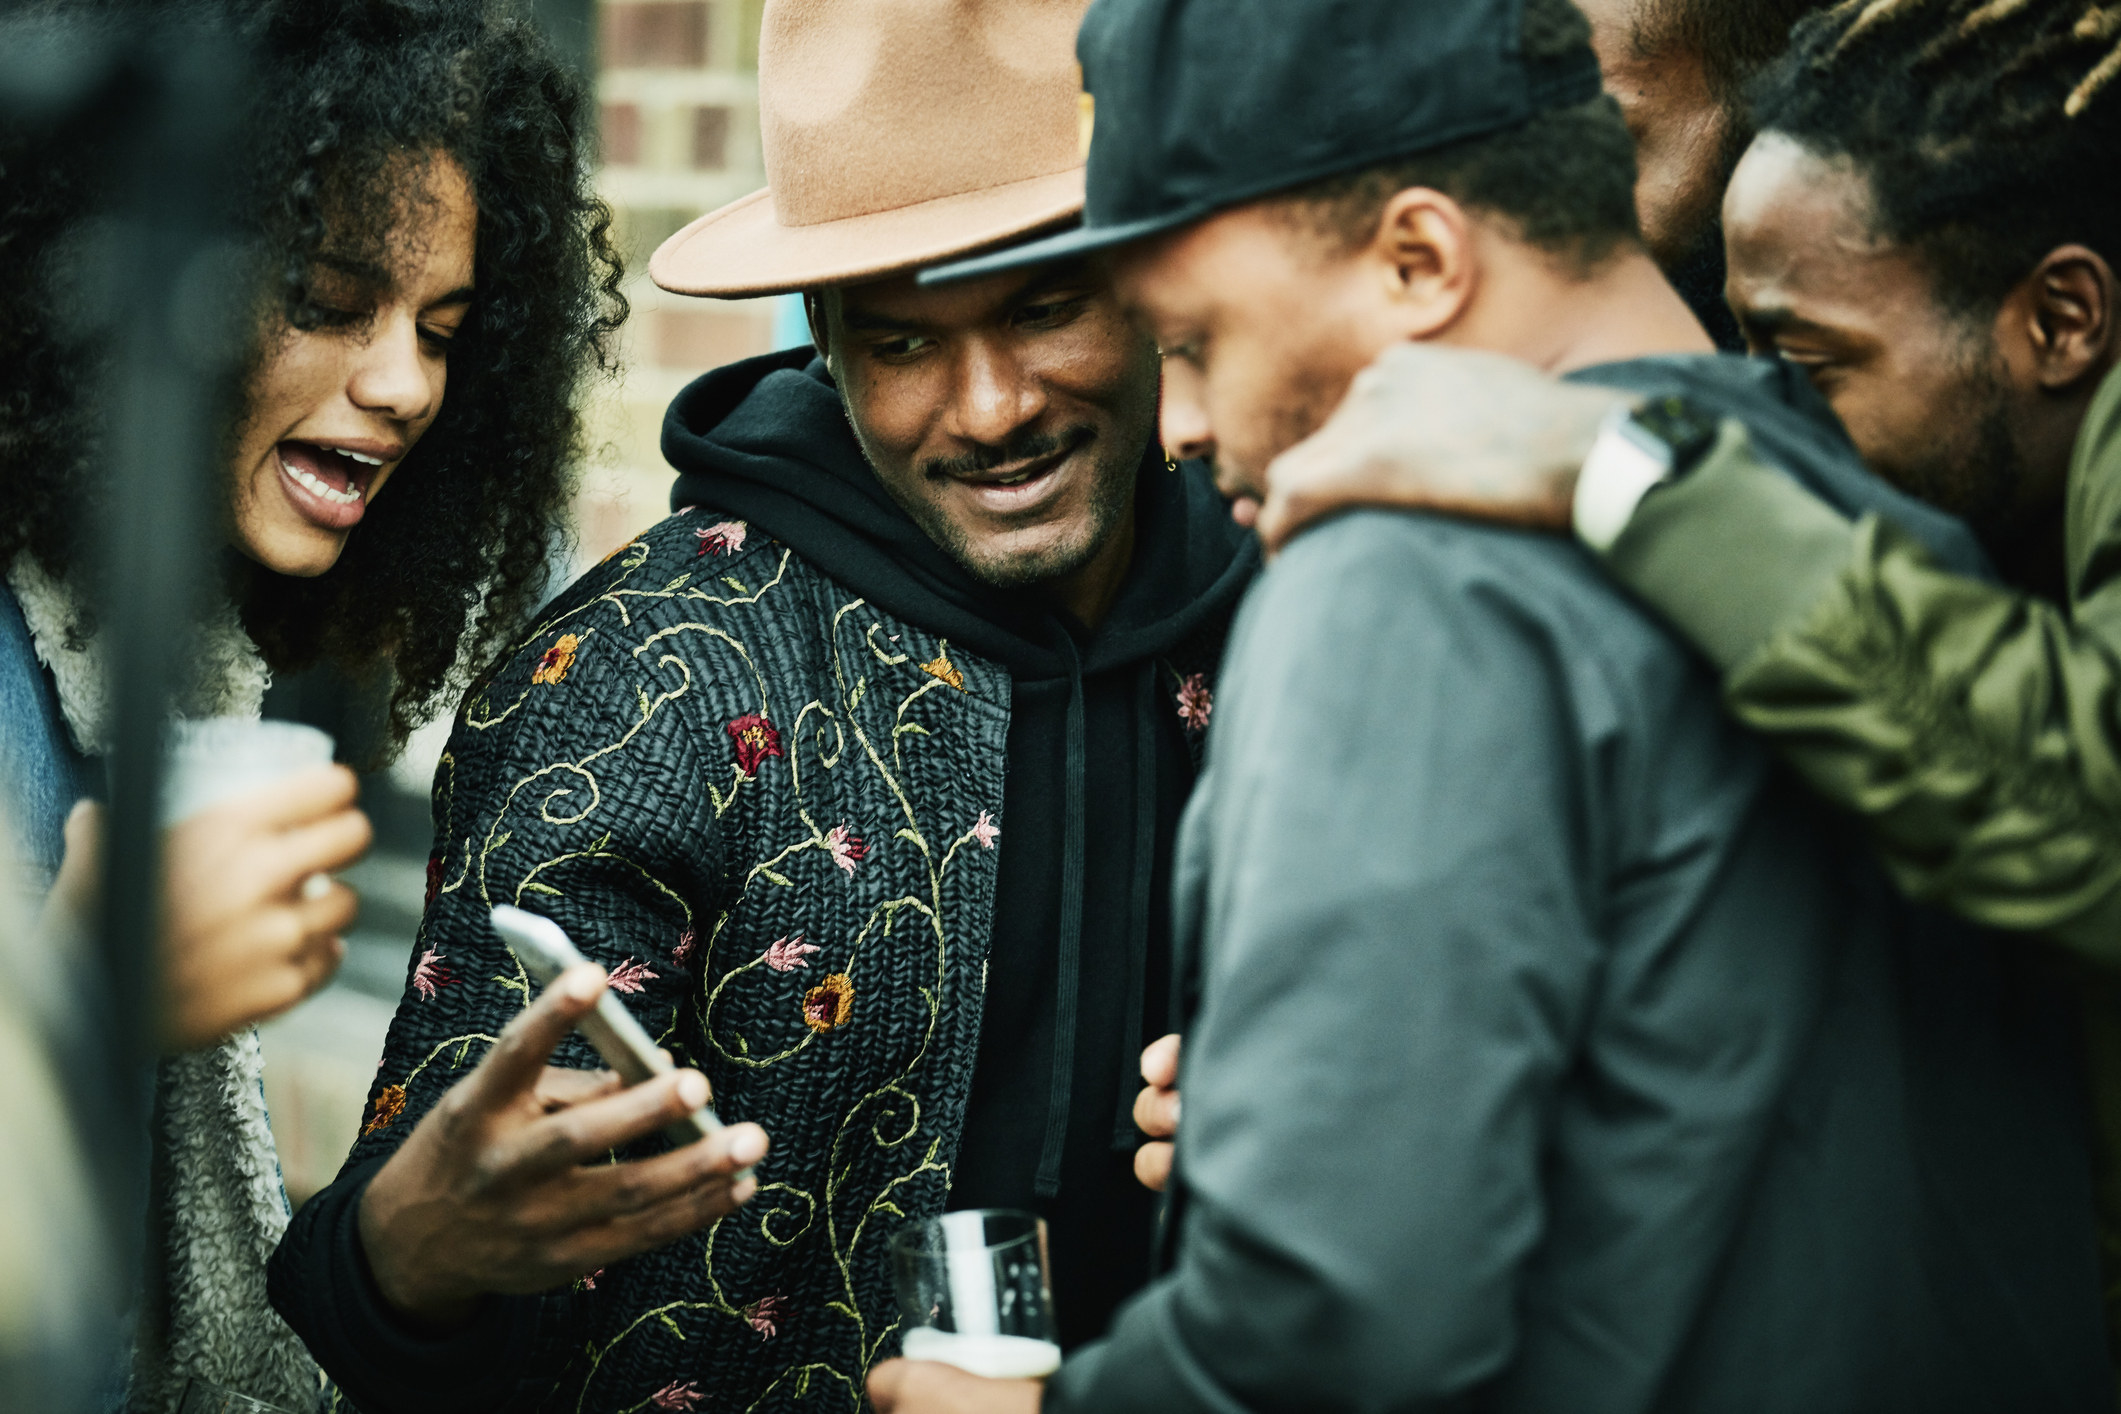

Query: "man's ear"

xmin=1368 ymin=187 xmax=1476 ymax=340
xmin=804 ymin=289 xmax=832 ymax=367
xmin=2016 ymin=245 xmax=2114 ymax=392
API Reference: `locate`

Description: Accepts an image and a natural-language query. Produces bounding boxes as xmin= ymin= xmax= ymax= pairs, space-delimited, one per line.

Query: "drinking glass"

xmin=889 ymin=1209 xmax=1061 ymax=1378
xmin=177 ymin=1379 xmax=294 ymax=1414
xmin=162 ymin=717 xmax=336 ymax=826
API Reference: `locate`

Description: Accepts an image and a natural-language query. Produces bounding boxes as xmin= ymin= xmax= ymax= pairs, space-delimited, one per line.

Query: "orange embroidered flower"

xmin=727 ymin=711 xmax=784 ymax=774
xmin=532 ymin=633 xmax=581 ymax=685
xmin=802 ymin=973 xmax=854 ymax=1033
xmin=919 ymin=651 xmax=965 ymax=691
xmin=364 ymin=1083 xmax=406 ymax=1136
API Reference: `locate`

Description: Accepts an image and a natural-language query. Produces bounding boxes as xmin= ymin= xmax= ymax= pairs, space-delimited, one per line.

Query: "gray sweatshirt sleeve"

xmin=1046 ymin=513 xmax=1604 ymax=1414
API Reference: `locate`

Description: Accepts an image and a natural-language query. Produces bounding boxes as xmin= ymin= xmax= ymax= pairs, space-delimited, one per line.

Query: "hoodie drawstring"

xmin=1112 ymin=659 xmax=1159 ymax=1146
xmin=1035 ymin=628 xmax=1088 ymax=1199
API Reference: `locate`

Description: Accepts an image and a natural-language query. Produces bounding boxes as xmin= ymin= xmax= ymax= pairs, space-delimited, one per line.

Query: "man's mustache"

xmin=919 ymin=424 xmax=1095 ymax=481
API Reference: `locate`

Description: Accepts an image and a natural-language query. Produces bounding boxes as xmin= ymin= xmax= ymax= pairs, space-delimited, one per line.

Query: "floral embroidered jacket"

xmin=270 ymin=368 xmax=1253 ymax=1414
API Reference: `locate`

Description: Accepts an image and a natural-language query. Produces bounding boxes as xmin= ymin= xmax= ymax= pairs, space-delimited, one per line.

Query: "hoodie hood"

xmin=664 ymin=347 xmax=1257 ymax=677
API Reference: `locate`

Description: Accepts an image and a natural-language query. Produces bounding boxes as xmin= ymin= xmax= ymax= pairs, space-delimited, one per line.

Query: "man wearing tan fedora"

xmin=267 ymin=1 xmax=1255 ymax=1411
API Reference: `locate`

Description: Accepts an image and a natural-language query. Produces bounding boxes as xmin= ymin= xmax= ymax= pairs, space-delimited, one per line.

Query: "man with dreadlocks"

xmin=1241 ymin=0 xmax=2121 ymax=1378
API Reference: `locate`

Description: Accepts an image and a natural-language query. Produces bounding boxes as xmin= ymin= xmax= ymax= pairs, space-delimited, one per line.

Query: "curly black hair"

xmin=1754 ymin=0 xmax=2121 ymax=317
xmin=0 ymin=0 xmax=625 ymax=750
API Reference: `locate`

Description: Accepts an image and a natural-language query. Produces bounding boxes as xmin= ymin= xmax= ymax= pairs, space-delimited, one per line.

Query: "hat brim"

xmin=650 ymin=168 xmax=1088 ymax=298
xmin=916 ymin=208 xmax=1192 ymax=286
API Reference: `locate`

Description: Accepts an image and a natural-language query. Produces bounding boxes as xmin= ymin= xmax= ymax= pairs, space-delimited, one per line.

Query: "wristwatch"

xmin=1570 ymin=395 xmax=1723 ymax=553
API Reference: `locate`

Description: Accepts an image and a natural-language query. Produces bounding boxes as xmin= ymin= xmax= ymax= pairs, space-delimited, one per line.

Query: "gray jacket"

xmin=1045 ymin=360 xmax=2110 ymax=1414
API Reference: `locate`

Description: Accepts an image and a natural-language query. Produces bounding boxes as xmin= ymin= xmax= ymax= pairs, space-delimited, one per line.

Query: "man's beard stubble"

xmin=852 ymin=414 xmax=1143 ymax=590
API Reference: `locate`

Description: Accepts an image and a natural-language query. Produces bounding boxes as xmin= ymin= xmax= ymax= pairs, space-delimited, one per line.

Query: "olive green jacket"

xmin=1605 ymin=360 xmax=2121 ymax=1372
xmin=1608 ymin=363 xmax=2121 ymax=957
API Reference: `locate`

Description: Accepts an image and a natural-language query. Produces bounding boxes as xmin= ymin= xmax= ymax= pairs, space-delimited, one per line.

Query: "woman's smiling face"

xmin=227 ymin=154 xmax=476 ymax=577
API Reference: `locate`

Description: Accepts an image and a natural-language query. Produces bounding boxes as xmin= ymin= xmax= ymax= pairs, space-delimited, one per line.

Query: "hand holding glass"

xmin=890 ymin=1210 xmax=1061 ymax=1379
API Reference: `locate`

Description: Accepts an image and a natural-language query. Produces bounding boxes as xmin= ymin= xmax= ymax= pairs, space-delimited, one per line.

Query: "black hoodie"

xmin=664 ymin=348 xmax=1257 ymax=1345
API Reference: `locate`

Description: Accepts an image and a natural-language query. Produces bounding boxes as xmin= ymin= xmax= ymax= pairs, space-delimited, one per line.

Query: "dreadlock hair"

xmin=1272 ymin=0 xmax=1641 ymax=276
xmin=0 ymin=0 xmax=626 ymax=752
xmin=1753 ymin=0 xmax=2121 ymax=317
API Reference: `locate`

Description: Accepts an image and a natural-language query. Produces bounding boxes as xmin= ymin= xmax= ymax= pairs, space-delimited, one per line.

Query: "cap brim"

xmin=916 ymin=208 xmax=1194 ymax=286
xmin=650 ymin=168 xmax=1087 ymax=298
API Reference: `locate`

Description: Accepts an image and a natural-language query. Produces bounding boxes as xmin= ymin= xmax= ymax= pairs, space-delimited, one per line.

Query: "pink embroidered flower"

xmin=727 ymin=712 xmax=784 ymax=775
xmin=411 ymin=948 xmax=455 ymax=1000
xmin=803 ymin=973 xmax=855 ymax=1032
xmin=763 ymin=935 xmax=821 ymax=973
xmin=743 ymin=1294 xmax=791 ymax=1338
xmin=578 ymin=1267 xmax=603 ymax=1291
xmin=1175 ymin=672 xmax=1213 ymax=733
xmin=649 ymin=1381 xmax=704 ymax=1410
xmin=606 ymin=957 xmax=659 ymax=995
xmin=826 ymin=824 xmax=868 ymax=876
xmin=971 ymin=811 xmax=1000 ymax=850
xmin=673 ymin=928 xmax=698 ymax=966
xmin=695 ymin=519 xmax=747 ymax=557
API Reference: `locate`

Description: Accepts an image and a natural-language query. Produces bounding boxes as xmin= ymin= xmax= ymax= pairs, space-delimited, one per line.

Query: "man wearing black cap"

xmin=869 ymin=0 xmax=2113 ymax=1411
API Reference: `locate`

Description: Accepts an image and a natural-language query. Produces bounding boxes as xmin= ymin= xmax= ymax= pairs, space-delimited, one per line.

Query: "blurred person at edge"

xmin=0 ymin=0 xmax=624 ymax=1407
xmin=872 ymin=0 xmax=2112 ymax=1408
xmin=267 ymin=1 xmax=1254 ymax=1410
xmin=1228 ymin=0 xmax=2121 ymax=1377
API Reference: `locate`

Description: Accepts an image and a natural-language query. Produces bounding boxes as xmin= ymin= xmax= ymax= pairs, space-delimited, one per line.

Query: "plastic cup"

xmin=161 ymin=717 xmax=336 ymax=826
xmin=890 ymin=1209 xmax=1062 ymax=1379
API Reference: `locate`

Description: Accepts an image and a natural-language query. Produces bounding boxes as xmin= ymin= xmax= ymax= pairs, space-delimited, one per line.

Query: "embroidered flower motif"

xmin=972 ymin=811 xmax=1000 ymax=850
xmin=919 ymin=651 xmax=966 ymax=691
xmin=577 ymin=1267 xmax=603 ymax=1292
xmin=606 ymin=957 xmax=658 ymax=995
xmin=673 ymin=928 xmax=698 ymax=966
xmin=424 ymin=853 xmax=445 ymax=907
xmin=1175 ymin=672 xmax=1213 ymax=733
xmin=764 ymin=935 xmax=821 ymax=973
xmin=727 ymin=712 xmax=784 ymax=775
xmin=743 ymin=1294 xmax=791 ymax=1339
xmin=531 ymin=633 xmax=581 ymax=685
xmin=695 ymin=519 xmax=747 ymax=557
xmin=363 ymin=1084 xmax=406 ymax=1136
xmin=826 ymin=824 xmax=868 ymax=876
xmin=649 ymin=1381 xmax=704 ymax=1410
xmin=803 ymin=973 xmax=855 ymax=1032
xmin=411 ymin=948 xmax=455 ymax=1000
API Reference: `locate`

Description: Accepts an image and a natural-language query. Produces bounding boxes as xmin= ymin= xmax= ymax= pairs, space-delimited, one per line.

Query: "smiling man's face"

xmin=818 ymin=260 xmax=1161 ymax=596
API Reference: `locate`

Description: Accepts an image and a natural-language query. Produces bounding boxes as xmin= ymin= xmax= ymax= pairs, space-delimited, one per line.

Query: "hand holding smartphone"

xmin=489 ymin=904 xmax=745 ymax=1172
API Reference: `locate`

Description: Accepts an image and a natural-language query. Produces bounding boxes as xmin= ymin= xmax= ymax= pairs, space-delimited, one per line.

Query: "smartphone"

xmin=490 ymin=904 xmax=740 ymax=1166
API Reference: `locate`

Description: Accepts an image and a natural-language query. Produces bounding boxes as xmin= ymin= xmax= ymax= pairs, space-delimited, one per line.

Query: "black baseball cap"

xmin=920 ymin=0 xmax=1604 ymax=285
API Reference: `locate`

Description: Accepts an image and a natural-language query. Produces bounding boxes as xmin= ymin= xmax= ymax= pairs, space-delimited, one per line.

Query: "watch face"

xmin=1633 ymin=396 xmax=1720 ymax=465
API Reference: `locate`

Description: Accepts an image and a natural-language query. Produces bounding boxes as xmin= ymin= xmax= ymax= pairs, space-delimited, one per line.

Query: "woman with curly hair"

xmin=0 ymin=0 xmax=624 ymax=1407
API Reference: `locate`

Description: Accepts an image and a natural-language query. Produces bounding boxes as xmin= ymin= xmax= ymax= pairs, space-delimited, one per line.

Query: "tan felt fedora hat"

xmin=650 ymin=0 xmax=1093 ymax=298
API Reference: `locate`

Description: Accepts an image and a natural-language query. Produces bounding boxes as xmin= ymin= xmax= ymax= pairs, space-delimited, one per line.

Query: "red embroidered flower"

xmin=1175 ymin=672 xmax=1213 ymax=733
xmin=743 ymin=1294 xmax=791 ymax=1338
xmin=695 ymin=519 xmax=747 ymax=557
xmin=727 ymin=712 xmax=784 ymax=775
xmin=803 ymin=973 xmax=855 ymax=1032
xmin=826 ymin=824 xmax=867 ymax=876
xmin=606 ymin=957 xmax=659 ymax=995
xmin=971 ymin=811 xmax=1000 ymax=850
xmin=764 ymin=934 xmax=821 ymax=973
xmin=423 ymin=853 xmax=445 ymax=907
xmin=532 ymin=633 xmax=581 ymax=686
xmin=649 ymin=1380 xmax=704 ymax=1410
xmin=363 ymin=1084 xmax=406 ymax=1136
xmin=411 ymin=948 xmax=455 ymax=1000
xmin=673 ymin=928 xmax=698 ymax=966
